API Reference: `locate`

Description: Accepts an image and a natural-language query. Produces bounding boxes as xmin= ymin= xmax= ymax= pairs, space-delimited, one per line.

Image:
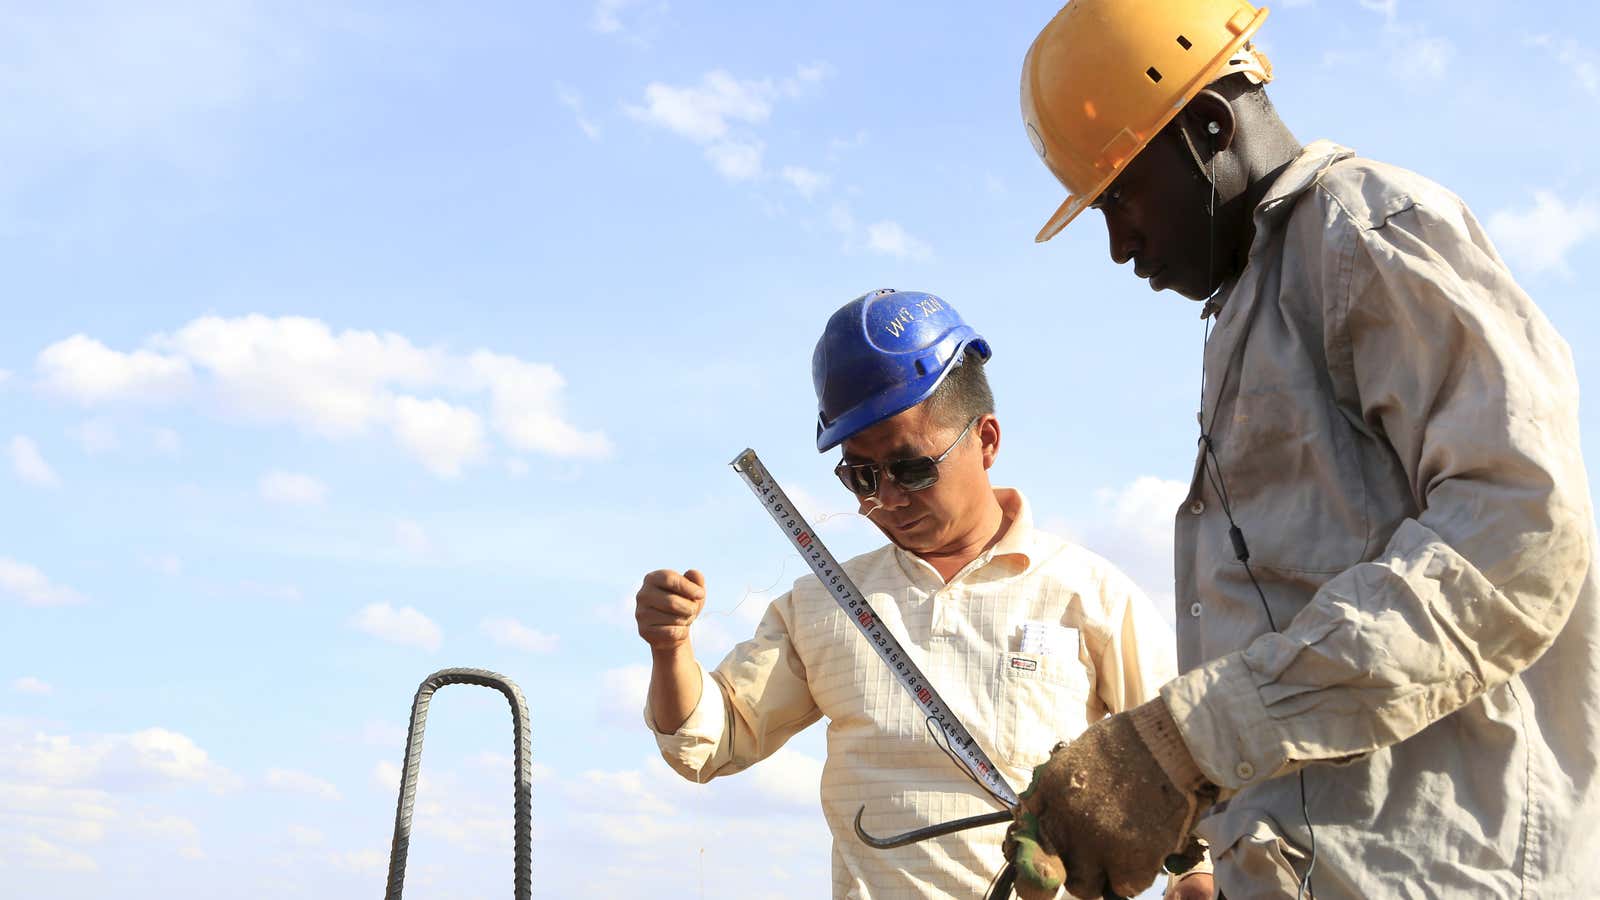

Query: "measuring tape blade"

xmin=730 ymin=448 xmax=1019 ymax=810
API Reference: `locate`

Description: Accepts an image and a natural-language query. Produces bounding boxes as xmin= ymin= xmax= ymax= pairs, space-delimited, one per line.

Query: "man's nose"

xmin=1106 ymin=214 xmax=1140 ymax=266
xmin=872 ymin=476 xmax=913 ymax=511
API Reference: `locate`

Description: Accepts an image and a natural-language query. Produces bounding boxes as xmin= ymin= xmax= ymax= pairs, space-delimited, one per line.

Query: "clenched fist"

xmin=634 ymin=568 xmax=707 ymax=652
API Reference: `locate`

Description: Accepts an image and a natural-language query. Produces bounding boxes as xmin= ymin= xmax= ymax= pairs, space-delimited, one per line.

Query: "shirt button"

xmin=1235 ymin=762 xmax=1256 ymax=781
xmin=1188 ymin=499 xmax=1205 ymax=515
xmin=1189 ymin=602 xmax=1203 ymax=618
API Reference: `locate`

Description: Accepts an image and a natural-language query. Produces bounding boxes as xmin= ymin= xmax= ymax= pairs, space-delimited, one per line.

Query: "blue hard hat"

xmin=812 ymin=289 xmax=991 ymax=452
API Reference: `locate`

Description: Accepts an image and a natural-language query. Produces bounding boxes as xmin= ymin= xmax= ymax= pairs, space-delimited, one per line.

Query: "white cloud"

xmin=480 ymin=617 xmax=559 ymax=654
xmin=470 ymin=351 xmax=612 ymax=458
xmin=705 ymin=139 xmax=765 ymax=181
xmin=287 ymin=825 xmax=325 ymax=847
xmin=0 ymin=557 xmax=85 ymax=607
xmin=748 ymin=748 xmax=823 ymax=808
xmin=34 ymin=315 xmax=608 ymax=479
xmin=395 ymin=519 xmax=431 ymax=555
xmin=556 ymin=83 xmax=600 ymax=141
xmin=372 ymin=760 xmax=402 ymax=793
xmin=7 ymin=725 xmax=234 ymax=792
xmin=10 ymin=435 xmax=60 ymax=487
xmin=37 ymin=335 xmax=192 ymax=405
xmin=1390 ymin=28 xmax=1454 ymax=81
xmin=11 ymin=676 xmax=53 ymax=696
xmin=389 ymin=394 xmax=486 ymax=478
xmin=627 ymin=70 xmax=774 ymax=143
xmin=505 ymin=458 xmax=530 ymax=478
xmin=627 ymin=65 xmax=827 ymax=184
xmin=781 ymin=165 xmax=829 ymax=199
xmin=1527 ymin=35 xmax=1600 ymax=98
xmin=1488 ymin=191 xmax=1600 ymax=277
xmin=591 ymin=0 xmax=637 ymax=34
xmin=351 ymin=602 xmax=442 ymax=652
xmin=1052 ymin=475 xmax=1189 ymax=624
xmin=264 ymin=768 xmax=341 ymax=801
xmin=258 ymin=470 xmax=328 ymax=507
xmin=1358 ymin=0 xmax=1397 ymax=22
xmin=782 ymin=62 xmax=832 ymax=96
xmin=16 ymin=835 xmax=98 ymax=872
xmin=865 ymin=220 xmax=934 ymax=261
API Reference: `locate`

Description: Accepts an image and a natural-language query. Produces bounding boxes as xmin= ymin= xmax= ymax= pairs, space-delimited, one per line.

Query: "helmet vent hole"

xmin=1176 ymin=35 xmax=1192 ymax=50
xmin=1146 ymin=66 xmax=1163 ymax=83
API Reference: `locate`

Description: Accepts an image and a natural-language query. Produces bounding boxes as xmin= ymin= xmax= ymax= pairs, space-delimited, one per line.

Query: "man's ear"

xmin=1182 ymin=89 xmax=1236 ymax=154
xmin=978 ymin=415 xmax=1001 ymax=470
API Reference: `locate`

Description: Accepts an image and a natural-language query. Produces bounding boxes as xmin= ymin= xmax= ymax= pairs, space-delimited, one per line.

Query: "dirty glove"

xmin=1001 ymin=698 xmax=1215 ymax=900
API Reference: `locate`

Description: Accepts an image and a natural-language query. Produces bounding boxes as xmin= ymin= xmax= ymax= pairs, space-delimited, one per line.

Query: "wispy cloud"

xmin=626 ymin=64 xmax=828 ymax=183
xmin=1048 ymin=475 xmax=1190 ymax=624
xmin=351 ymin=602 xmax=442 ymax=652
xmin=1488 ymin=191 xmax=1600 ymax=277
xmin=10 ymin=435 xmax=60 ymax=487
xmin=0 ymin=557 xmax=85 ymax=607
xmin=480 ymin=617 xmax=560 ymax=653
xmin=1527 ymin=35 xmax=1600 ymax=99
xmin=781 ymin=165 xmax=829 ymax=200
xmin=34 ymin=316 xmax=611 ymax=479
xmin=11 ymin=676 xmax=54 ymax=696
xmin=556 ymin=83 xmax=600 ymax=140
xmin=258 ymin=470 xmax=328 ymax=507
xmin=865 ymin=221 xmax=935 ymax=262
xmin=264 ymin=768 xmax=341 ymax=801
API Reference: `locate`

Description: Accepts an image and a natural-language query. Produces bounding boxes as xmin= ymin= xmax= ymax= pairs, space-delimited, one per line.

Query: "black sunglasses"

xmin=833 ymin=417 xmax=981 ymax=498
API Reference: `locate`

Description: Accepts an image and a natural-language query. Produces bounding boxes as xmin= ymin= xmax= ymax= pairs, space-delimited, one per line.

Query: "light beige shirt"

xmin=649 ymin=489 xmax=1179 ymax=899
xmin=1164 ymin=140 xmax=1600 ymax=897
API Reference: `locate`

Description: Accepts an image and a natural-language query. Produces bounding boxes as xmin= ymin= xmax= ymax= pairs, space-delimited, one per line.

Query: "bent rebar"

xmin=853 ymin=805 xmax=1012 ymax=849
xmin=383 ymin=668 xmax=533 ymax=900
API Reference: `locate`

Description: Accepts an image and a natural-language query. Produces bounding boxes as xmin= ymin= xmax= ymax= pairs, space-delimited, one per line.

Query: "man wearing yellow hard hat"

xmin=1005 ymin=2 xmax=1600 ymax=899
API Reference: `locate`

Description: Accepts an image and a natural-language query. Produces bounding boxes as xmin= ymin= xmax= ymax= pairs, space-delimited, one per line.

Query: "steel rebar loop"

xmin=383 ymin=668 xmax=533 ymax=900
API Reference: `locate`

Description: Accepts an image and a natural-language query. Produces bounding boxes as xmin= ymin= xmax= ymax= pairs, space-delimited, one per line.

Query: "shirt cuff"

xmin=643 ymin=663 xmax=728 ymax=781
xmin=1160 ymin=650 xmax=1288 ymax=792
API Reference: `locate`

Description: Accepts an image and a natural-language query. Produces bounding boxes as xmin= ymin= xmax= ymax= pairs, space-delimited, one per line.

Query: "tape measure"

xmin=730 ymin=448 xmax=1019 ymax=810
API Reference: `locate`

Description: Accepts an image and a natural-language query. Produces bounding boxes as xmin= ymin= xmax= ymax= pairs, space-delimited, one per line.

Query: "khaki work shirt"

xmin=649 ymin=489 xmax=1179 ymax=899
xmin=1164 ymin=140 xmax=1600 ymax=897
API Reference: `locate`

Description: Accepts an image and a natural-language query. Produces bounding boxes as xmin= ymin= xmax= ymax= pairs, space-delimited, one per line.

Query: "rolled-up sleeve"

xmin=1166 ymin=195 xmax=1593 ymax=791
xmin=645 ymin=592 xmax=823 ymax=783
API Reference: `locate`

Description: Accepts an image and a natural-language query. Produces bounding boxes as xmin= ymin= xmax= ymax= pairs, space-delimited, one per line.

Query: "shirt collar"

xmin=1201 ymin=140 xmax=1355 ymax=319
xmin=894 ymin=487 xmax=1037 ymax=583
xmin=1250 ymin=139 xmax=1356 ymax=231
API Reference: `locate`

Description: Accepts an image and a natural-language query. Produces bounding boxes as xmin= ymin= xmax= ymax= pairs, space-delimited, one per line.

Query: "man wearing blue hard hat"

xmin=633 ymin=289 xmax=1205 ymax=898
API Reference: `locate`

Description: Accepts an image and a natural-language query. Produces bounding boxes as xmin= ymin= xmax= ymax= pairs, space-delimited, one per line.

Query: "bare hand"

xmin=1165 ymin=873 xmax=1215 ymax=900
xmin=634 ymin=568 xmax=707 ymax=652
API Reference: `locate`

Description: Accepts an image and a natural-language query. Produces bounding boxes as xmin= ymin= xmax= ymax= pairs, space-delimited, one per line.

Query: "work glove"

xmin=1002 ymin=698 xmax=1215 ymax=900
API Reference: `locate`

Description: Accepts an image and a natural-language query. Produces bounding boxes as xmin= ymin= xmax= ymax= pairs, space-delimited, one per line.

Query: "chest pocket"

xmin=994 ymin=639 xmax=1094 ymax=770
xmin=1218 ymin=384 xmax=1370 ymax=574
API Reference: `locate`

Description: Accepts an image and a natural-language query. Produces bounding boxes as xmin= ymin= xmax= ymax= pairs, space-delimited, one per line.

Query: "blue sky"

xmin=4 ymin=1 xmax=1600 ymax=897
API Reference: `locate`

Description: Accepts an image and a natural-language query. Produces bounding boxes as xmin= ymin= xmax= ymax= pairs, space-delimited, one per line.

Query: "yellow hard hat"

xmin=1021 ymin=0 xmax=1273 ymax=242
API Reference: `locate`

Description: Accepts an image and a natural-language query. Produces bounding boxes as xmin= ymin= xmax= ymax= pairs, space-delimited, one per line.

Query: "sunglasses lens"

xmin=836 ymin=463 xmax=878 ymax=497
xmin=890 ymin=458 xmax=939 ymax=492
